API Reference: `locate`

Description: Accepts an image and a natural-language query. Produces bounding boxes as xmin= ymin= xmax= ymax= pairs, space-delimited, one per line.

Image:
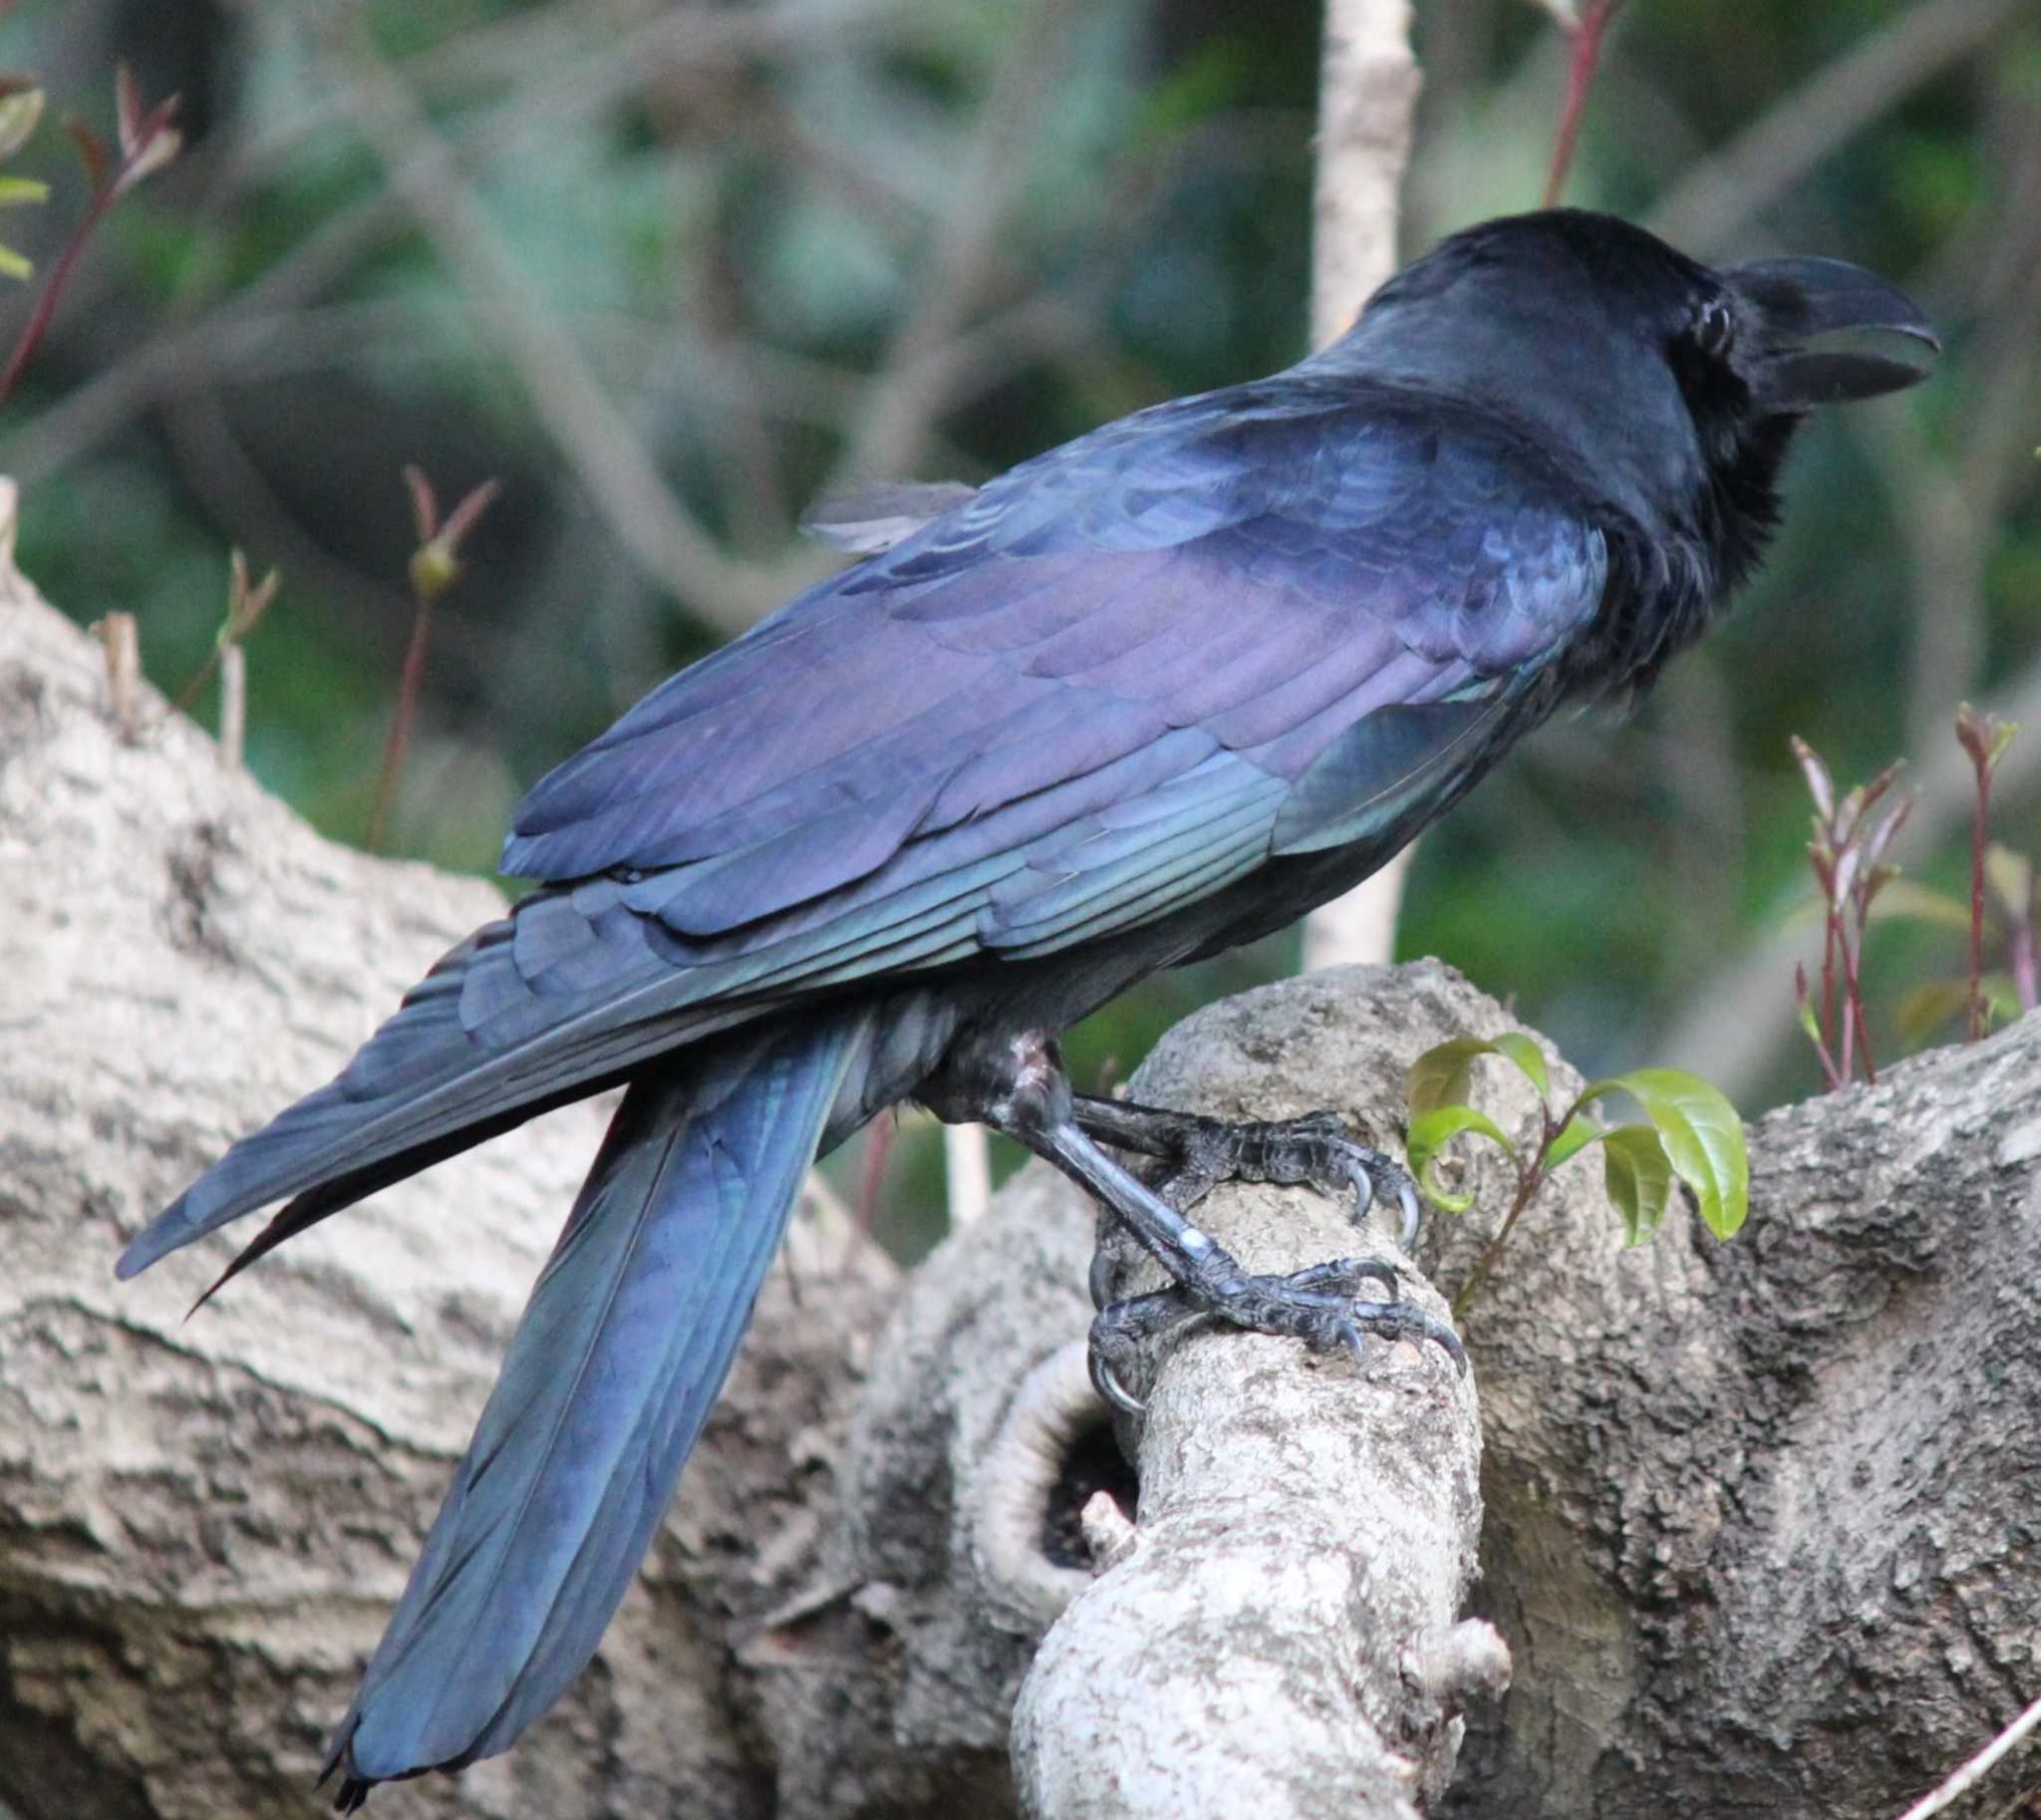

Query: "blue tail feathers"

xmin=324 ymin=1010 xmax=869 ymax=1807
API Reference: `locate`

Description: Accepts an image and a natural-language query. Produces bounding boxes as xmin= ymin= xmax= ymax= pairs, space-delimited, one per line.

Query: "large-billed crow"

xmin=118 ymin=208 xmax=1936 ymax=1803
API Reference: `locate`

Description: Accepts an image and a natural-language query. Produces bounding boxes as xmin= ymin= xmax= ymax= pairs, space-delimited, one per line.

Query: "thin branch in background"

xmin=1994 ymin=845 xmax=2039 ymax=1016
xmin=1789 ymin=739 xmax=1911 ymax=1089
xmin=0 ymin=66 xmax=180 ymax=408
xmin=1538 ymin=0 xmax=1621 ymax=207
xmin=856 ymin=1110 xmax=898 ymax=1246
xmin=91 ymin=609 xmax=141 ymax=738
xmin=944 ymin=1122 xmax=993 ymax=1228
xmin=1954 ymin=703 xmax=2018 ymax=1041
xmin=331 ymin=19 xmax=788 ymax=641
xmin=368 ymin=467 xmax=498 ymax=853
xmin=163 ymin=548 xmax=279 ymax=762
xmin=1647 ymin=0 xmax=2031 ymax=256
xmin=827 ymin=0 xmax=1084 ymax=491
xmin=1891 ymin=1684 xmax=2041 ymax=1820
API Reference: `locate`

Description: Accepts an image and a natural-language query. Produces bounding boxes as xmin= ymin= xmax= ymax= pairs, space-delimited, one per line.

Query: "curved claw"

xmin=1336 ymin=1291 xmax=1467 ymax=1375
xmin=1087 ymin=1340 xmax=1146 ymax=1416
xmin=1289 ymin=1255 xmax=1399 ymax=1303
xmin=1087 ymin=1250 xmax=1116 ymax=1314
xmin=1396 ymin=1177 xmax=1423 ymax=1251
xmin=1347 ymin=1159 xmax=1375 ymax=1227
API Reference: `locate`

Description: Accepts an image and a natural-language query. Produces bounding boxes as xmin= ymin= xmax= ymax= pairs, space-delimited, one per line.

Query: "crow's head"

xmin=1333 ymin=209 xmax=1937 ymax=591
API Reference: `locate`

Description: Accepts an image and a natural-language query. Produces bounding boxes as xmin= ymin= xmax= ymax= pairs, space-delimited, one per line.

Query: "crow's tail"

xmin=323 ymin=1008 xmax=870 ymax=1808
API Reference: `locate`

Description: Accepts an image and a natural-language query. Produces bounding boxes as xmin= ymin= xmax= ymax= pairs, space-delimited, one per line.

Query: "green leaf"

xmin=1609 ymin=1067 xmax=1748 ymax=1239
xmin=1489 ymin=1032 xmax=1551 ymax=1098
xmin=1869 ymin=878 xmax=1973 ymax=931
xmin=1405 ymin=1104 xmax=1519 ymax=1215
xmin=0 ymin=175 xmax=49 ymax=207
xmin=1602 ymin=1125 xmax=1674 ymax=1246
xmin=1895 ymin=979 xmax=1971 ymax=1046
xmin=0 ymin=241 xmax=29 ymax=281
xmin=1795 ymin=993 xmax=1825 ymax=1046
xmin=1985 ymin=844 xmax=2033 ymax=920
xmin=1545 ymin=1112 xmax=1603 ymax=1170
xmin=0 ymin=88 xmax=44 ymax=162
xmin=1406 ymin=1038 xmax=1493 ymax=1119
xmin=1407 ymin=1032 xmax=1551 ymax=1120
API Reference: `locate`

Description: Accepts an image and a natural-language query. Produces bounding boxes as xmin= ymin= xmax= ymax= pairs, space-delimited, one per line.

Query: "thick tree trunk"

xmin=5 ymin=555 xmax=2038 ymax=1820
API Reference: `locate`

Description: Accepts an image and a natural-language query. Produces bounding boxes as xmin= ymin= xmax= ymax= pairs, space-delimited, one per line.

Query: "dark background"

xmin=6 ymin=0 xmax=2036 ymax=1253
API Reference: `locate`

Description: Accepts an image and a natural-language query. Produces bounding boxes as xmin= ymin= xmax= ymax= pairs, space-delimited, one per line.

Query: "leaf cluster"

xmin=1405 ymin=1032 xmax=1749 ymax=1313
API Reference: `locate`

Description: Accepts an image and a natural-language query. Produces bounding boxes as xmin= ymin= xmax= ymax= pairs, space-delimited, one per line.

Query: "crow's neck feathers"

xmin=1313 ymin=208 xmax=1806 ymax=703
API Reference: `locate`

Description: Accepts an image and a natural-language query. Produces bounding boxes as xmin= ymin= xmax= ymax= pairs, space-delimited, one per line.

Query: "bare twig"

xmin=1891 ymin=1686 xmax=2041 ymax=1820
xmin=0 ymin=69 xmax=181 ymax=408
xmin=332 ymin=27 xmax=785 ymax=642
xmin=1647 ymin=0 xmax=2031 ymax=255
xmin=944 ymin=1122 xmax=993 ymax=1228
xmin=218 ymin=644 xmax=245 ymax=768
xmin=1955 ymin=705 xmax=2018 ymax=1042
xmin=826 ymin=0 xmax=1085 ymax=490
xmin=369 ymin=469 xmax=497 ymax=853
xmin=92 ymin=610 xmax=140 ymax=737
xmin=1541 ymin=1 xmax=1621 ymax=208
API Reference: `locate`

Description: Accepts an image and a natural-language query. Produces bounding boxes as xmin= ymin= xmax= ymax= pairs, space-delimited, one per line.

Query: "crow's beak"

xmin=1729 ymin=255 xmax=1940 ymax=409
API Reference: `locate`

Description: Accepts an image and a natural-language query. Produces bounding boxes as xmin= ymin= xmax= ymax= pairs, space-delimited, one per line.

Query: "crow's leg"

xmin=1069 ymin=1095 xmax=1424 ymax=1249
xmin=920 ymin=1032 xmax=1462 ymax=1414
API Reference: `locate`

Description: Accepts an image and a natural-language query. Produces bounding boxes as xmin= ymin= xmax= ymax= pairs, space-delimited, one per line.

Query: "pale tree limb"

xmin=1891 ymin=1686 xmax=2041 ymax=1820
xmin=1646 ymin=0 xmax=2032 ymax=255
xmin=825 ymin=0 xmax=1087 ymax=492
xmin=0 ymin=1 xmax=918 ymax=494
xmin=9 ymin=554 xmax=2041 ymax=1818
xmin=1300 ymin=0 xmax=1420 ymax=971
xmin=327 ymin=22 xmax=793 ymax=641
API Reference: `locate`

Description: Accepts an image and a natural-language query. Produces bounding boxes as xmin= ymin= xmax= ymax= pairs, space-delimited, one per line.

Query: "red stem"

xmin=368 ymin=593 xmax=434 ymax=853
xmin=1846 ymin=905 xmax=1879 ymax=1084
xmin=0 ymin=186 xmax=115 ymax=408
xmin=857 ymin=1110 xmax=898 ymax=1243
xmin=1542 ymin=1 xmax=1620 ymax=208
xmin=1967 ymin=767 xmax=1990 ymax=1042
xmin=1820 ymin=900 xmax=1842 ymax=1071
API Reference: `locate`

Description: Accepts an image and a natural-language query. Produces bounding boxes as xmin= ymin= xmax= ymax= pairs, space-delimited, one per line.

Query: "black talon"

xmin=921 ymin=1034 xmax=1459 ymax=1418
xmin=1067 ymin=1094 xmax=1426 ymax=1252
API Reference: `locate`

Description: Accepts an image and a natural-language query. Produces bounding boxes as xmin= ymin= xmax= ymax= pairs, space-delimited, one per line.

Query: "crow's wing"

xmin=507 ymin=378 xmax=1605 ymax=896
xmin=121 ymin=379 xmax=1607 ymax=1276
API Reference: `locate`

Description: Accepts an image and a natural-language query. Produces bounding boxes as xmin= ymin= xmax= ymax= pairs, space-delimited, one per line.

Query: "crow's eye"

xmin=1694 ymin=297 xmax=1735 ymax=357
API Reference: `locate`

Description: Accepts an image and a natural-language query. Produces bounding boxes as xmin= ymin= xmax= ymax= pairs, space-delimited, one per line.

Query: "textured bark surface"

xmin=1438 ymin=1004 xmax=2041 ymax=1820
xmin=7 ymin=558 xmax=2041 ymax=1820
xmin=0 ymin=573 xmax=899 ymax=1820
xmin=1012 ymin=976 xmax=1495 ymax=1820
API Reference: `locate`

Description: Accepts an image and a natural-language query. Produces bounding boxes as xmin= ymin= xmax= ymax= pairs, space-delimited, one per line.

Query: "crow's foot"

xmin=918 ymin=1031 xmax=1459 ymax=1420
xmin=1087 ymin=1255 xmax=1463 ymax=1414
xmin=1071 ymin=1097 xmax=1423 ymax=1249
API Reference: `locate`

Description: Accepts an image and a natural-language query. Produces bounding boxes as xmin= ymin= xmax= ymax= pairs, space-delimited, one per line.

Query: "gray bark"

xmin=5 ymin=558 xmax=2040 ymax=1820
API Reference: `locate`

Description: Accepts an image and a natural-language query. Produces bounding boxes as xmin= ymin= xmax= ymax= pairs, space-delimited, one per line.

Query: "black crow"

xmin=117 ymin=208 xmax=1936 ymax=1802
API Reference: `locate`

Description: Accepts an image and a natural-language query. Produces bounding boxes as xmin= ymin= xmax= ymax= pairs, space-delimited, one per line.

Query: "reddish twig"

xmin=0 ymin=67 xmax=180 ymax=409
xmin=1790 ymin=738 xmax=1910 ymax=1089
xmin=1955 ymin=704 xmax=2018 ymax=1040
xmin=165 ymin=548 xmax=278 ymax=726
xmin=368 ymin=467 xmax=498 ymax=853
xmin=1542 ymin=0 xmax=1621 ymax=208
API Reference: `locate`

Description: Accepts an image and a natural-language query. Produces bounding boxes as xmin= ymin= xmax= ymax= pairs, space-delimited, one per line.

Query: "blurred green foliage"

xmin=1 ymin=0 xmax=2035 ymax=1257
